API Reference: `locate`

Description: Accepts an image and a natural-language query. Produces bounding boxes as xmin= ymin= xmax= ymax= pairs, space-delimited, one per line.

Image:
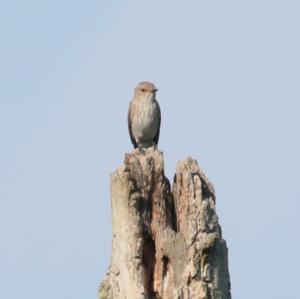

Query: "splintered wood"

xmin=99 ymin=148 xmax=231 ymax=299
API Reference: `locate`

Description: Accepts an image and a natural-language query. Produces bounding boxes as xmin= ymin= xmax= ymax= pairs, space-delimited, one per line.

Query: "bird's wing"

xmin=154 ymin=101 xmax=161 ymax=146
xmin=128 ymin=101 xmax=138 ymax=148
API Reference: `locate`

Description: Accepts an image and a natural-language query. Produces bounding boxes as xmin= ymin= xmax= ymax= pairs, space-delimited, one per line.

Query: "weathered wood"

xmin=99 ymin=148 xmax=231 ymax=299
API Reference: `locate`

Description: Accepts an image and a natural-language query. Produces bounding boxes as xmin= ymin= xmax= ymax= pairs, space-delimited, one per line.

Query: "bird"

xmin=128 ymin=81 xmax=161 ymax=149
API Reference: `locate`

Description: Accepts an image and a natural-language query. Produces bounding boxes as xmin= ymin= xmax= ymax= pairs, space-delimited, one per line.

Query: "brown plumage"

xmin=128 ymin=81 xmax=161 ymax=149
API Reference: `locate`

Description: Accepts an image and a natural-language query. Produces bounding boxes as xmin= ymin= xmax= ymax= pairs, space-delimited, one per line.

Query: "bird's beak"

xmin=154 ymin=89 xmax=158 ymax=93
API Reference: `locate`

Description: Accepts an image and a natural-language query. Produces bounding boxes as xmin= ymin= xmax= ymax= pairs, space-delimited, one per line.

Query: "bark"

xmin=99 ymin=148 xmax=231 ymax=299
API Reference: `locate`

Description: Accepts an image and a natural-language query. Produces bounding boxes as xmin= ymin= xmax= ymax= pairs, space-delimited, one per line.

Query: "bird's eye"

xmin=140 ymin=88 xmax=146 ymax=92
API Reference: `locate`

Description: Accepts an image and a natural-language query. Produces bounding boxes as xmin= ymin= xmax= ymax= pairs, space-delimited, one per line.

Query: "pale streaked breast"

xmin=131 ymin=101 xmax=159 ymax=142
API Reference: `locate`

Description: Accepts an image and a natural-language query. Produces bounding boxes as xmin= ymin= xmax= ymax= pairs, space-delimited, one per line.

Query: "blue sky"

xmin=1 ymin=1 xmax=300 ymax=298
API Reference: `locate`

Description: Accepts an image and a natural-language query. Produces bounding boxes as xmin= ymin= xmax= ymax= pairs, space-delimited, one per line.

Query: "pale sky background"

xmin=1 ymin=1 xmax=300 ymax=298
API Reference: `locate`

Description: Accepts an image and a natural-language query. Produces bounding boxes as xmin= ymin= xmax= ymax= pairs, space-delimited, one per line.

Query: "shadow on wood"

xmin=99 ymin=147 xmax=231 ymax=299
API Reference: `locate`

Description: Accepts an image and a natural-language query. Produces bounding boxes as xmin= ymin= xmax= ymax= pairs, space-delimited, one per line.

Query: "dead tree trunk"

xmin=99 ymin=148 xmax=231 ymax=299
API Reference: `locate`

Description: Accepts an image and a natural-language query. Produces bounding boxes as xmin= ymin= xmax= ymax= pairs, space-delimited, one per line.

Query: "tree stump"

xmin=99 ymin=148 xmax=231 ymax=299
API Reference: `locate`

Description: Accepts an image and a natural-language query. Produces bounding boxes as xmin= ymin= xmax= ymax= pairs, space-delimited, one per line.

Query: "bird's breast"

xmin=131 ymin=101 xmax=159 ymax=140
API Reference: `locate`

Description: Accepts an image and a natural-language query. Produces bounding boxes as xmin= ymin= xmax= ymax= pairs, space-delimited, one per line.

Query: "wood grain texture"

xmin=99 ymin=148 xmax=231 ymax=299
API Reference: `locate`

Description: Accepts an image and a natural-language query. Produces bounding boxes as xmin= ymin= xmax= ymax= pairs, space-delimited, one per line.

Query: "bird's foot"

xmin=136 ymin=143 xmax=158 ymax=154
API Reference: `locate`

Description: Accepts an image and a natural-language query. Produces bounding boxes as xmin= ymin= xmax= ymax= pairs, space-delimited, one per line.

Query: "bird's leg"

xmin=140 ymin=141 xmax=156 ymax=148
xmin=137 ymin=145 xmax=146 ymax=154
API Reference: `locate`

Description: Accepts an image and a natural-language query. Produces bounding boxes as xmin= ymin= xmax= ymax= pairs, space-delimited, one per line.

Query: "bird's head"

xmin=134 ymin=81 xmax=158 ymax=102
